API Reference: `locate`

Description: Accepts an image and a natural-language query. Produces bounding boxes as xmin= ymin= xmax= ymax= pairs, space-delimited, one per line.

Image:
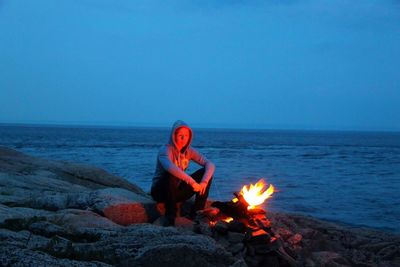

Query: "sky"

xmin=0 ymin=0 xmax=399 ymax=131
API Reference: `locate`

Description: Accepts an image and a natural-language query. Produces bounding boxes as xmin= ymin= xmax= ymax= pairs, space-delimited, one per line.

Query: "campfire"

xmin=194 ymin=179 xmax=297 ymax=267
xmin=211 ymin=179 xmax=275 ymax=223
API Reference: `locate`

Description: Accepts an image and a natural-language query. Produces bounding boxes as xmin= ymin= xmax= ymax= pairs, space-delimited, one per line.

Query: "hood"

xmin=169 ymin=120 xmax=193 ymax=152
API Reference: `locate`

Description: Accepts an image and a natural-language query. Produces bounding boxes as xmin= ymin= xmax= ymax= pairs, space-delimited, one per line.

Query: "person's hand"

xmin=192 ymin=182 xmax=201 ymax=192
xmin=199 ymin=182 xmax=208 ymax=195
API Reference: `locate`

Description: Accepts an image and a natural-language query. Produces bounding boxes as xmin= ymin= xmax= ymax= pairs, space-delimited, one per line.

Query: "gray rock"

xmin=228 ymin=242 xmax=245 ymax=254
xmin=228 ymin=232 xmax=245 ymax=243
xmin=311 ymin=251 xmax=351 ymax=266
xmin=0 ymin=148 xmax=239 ymax=266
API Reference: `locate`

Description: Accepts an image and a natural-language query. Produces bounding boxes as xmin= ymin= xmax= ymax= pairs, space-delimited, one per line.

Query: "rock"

xmin=288 ymin=233 xmax=302 ymax=246
xmin=46 ymin=235 xmax=72 ymax=257
xmin=120 ymin=224 xmax=235 ymax=266
xmin=28 ymin=221 xmax=66 ymax=238
xmin=228 ymin=232 xmax=245 ymax=243
xmin=244 ymin=255 xmax=265 ymax=267
xmin=360 ymin=241 xmax=396 ymax=253
xmin=26 ymin=234 xmax=51 ymax=250
xmin=228 ymin=220 xmax=246 ymax=233
xmin=135 ymin=242 xmax=233 ymax=267
xmin=260 ymin=255 xmax=280 ymax=267
xmin=311 ymin=251 xmax=351 ymax=267
xmin=228 ymin=243 xmax=245 ymax=254
xmin=175 ymin=216 xmax=194 ymax=230
xmin=215 ymin=220 xmax=229 ymax=234
xmin=0 ymin=204 xmax=54 ymax=226
xmin=0 ymin=146 xmax=145 ymax=195
xmin=276 ymin=227 xmax=294 ymax=240
xmin=215 ymin=235 xmax=231 ymax=248
xmin=377 ymin=245 xmax=399 ymax=260
xmin=2 ymin=147 xmax=400 ymax=266
xmin=230 ymin=258 xmax=248 ymax=267
xmin=193 ymin=220 xmax=213 ymax=236
xmin=90 ymin=188 xmax=158 ymax=225
xmin=0 ymin=229 xmax=31 ymax=247
xmin=0 ymin=244 xmax=111 ymax=266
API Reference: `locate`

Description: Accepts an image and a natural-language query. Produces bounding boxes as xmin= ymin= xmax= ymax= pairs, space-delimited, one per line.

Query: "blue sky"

xmin=0 ymin=0 xmax=399 ymax=130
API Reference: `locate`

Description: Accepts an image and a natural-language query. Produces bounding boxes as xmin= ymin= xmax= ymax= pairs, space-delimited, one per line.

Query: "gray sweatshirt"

xmin=152 ymin=120 xmax=215 ymax=188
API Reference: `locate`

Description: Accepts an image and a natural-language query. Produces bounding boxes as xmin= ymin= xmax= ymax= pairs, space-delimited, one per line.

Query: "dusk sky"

xmin=0 ymin=0 xmax=399 ymax=131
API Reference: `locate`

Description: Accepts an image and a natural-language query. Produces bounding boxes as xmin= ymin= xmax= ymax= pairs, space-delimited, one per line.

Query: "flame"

xmin=223 ymin=217 xmax=234 ymax=223
xmin=240 ymin=179 xmax=274 ymax=209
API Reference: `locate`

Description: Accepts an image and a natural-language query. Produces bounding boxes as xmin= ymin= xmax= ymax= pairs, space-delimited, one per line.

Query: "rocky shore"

xmin=1 ymin=147 xmax=399 ymax=266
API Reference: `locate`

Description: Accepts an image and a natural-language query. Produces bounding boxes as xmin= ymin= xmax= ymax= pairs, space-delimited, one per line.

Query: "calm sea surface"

xmin=1 ymin=125 xmax=399 ymax=232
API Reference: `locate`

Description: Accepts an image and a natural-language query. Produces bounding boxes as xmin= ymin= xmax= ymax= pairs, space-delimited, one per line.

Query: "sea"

xmin=1 ymin=124 xmax=399 ymax=233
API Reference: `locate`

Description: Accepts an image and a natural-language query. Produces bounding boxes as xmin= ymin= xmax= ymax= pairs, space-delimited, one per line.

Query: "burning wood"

xmin=194 ymin=179 xmax=297 ymax=267
xmin=211 ymin=179 xmax=275 ymax=220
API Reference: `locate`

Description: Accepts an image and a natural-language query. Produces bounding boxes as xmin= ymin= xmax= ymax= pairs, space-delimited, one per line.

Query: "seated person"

xmin=151 ymin=120 xmax=215 ymax=226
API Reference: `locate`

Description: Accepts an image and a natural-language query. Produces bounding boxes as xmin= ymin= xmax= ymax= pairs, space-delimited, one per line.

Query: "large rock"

xmin=0 ymin=147 xmax=158 ymax=224
xmin=0 ymin=147 xmax=146 ymax=193
xmin=89 ymin=188 xmax=160 ymax=225
xmin=0 ymin=147 xmax=237 ymax=266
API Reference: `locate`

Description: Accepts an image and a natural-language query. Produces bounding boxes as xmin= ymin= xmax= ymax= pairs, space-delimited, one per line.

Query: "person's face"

xmin=174 ymin=127 xmax=190 ymax=148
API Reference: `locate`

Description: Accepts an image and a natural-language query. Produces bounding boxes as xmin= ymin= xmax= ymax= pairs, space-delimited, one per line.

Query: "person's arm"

xmin=158 ymin=146 xmax=198 ymax=188
xmin=189 ymin=147 xmax=215 ymax=185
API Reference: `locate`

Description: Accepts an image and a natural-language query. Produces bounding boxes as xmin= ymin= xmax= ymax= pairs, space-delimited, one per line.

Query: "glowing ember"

xmin=240 ymin=179 xmax=274 ymax=209
xmin=223 ymin=217 xmax=234 ymax=223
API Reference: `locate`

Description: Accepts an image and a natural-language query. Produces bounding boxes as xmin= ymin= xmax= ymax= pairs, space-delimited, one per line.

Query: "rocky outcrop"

xmin=1 ymin=147 xmax=399 ymax=266
xmin=0 ymin=147 xmax=235 ymax=266
xmin=269 ymin=212 xmax=400 ymax=267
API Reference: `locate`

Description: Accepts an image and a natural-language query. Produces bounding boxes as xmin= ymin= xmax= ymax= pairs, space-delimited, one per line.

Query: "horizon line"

xmin=0 ymin=121 xmax=399 ymax=133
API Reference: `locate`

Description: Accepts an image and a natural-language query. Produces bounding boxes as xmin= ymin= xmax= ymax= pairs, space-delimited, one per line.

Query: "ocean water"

xmin=1 ymin=125 xmax=399 ymax=233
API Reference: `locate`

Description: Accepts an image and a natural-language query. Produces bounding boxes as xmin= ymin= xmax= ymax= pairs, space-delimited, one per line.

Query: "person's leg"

xmin=151 ymin=175 xmax=180 ymax=226
xmin=163 ymin=174 xmax=183 ymax=226
xmin=152 ymin=168 xmax=212 ymax=223
xmin=167 ymin=168 xmax=211 ymax=218
xmin=151 ymin=178 xmax=167 ymax=202
xmin=173 ymin=167 xmax=205 ymax=202
xmin=189 ymin=168 xmax=213 ymax=217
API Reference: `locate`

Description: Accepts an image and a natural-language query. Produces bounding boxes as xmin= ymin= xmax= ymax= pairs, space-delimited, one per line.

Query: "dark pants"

xmin=151 ymin=168 xmax=212 ymax=224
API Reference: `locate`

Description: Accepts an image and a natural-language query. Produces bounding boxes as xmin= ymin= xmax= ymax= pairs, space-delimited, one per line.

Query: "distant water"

xmin=1 ymin=124 xmax=399 ymax=233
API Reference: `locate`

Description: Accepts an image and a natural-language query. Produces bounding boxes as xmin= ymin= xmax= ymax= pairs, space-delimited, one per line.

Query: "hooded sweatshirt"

xmin=152 ymin=120 xmax=215 ymax=188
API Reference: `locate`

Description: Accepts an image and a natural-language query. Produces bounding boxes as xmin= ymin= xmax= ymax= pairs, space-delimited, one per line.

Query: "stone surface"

xmin=1 ymin=147 xmax=400 ymax=267
xmin=0 ymin=147 xmax=236 ymax=266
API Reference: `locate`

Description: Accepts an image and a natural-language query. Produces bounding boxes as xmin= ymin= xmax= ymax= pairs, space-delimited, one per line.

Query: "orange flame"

xmin=240 ymin=179 xmax=274 ymax=210
xmin=223 ymin=217 xmax=234 ymax=223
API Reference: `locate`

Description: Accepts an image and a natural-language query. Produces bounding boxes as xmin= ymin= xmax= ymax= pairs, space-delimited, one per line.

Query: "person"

xmin=151 ymin=120 xmax=215 ymax=226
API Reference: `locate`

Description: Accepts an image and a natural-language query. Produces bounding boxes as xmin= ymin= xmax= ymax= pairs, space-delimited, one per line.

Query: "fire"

xmin=223 ymin=217 xmax=234 ymax=223
xmin=240 ymin=179 xmax=274 ymax=209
